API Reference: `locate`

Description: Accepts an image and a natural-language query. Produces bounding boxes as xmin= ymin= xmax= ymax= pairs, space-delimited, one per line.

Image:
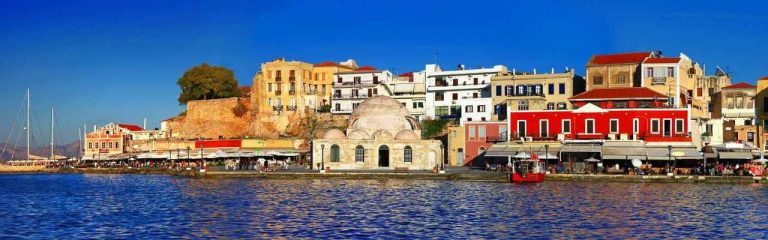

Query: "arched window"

xmin=330 ymin=145 xmax=340 ymax=162
xmin=404 ymin=146 xmax=413 ymax=162
xmin=355 ymin=145 xmax=365 ymax=162
xmin=505 ymin=85 xmax=514 ymax=96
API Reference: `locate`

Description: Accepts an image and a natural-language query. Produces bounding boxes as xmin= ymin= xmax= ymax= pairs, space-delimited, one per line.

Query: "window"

xmin=633 ymin=118 xmax=639 ymax=134
xmin=735 ymin=97 xmax=743 ymax=109
xmin=314 ymin=73 xmax=318 ymax=80
xmin=495 ymin=86 xmax=502 ymax=96
xmin=651 ymin=119 xmax=660 ymax=134
xmin=478 ymin=105 xmax=486 ymax=112
xmin=465 ymin=105 xmax=473 ymax=113
xmin=373 ymin=76 xmax=379 ymax=84
xmin=675 ymin=119 xmax=684 ymax=133
xmin=404 ymin=146 xmax=412 ymax=162
xmin=479 ymin=126 xmax=486 ymax=138
xmin=540 ymin=120 xmax=549 ymax=138
xmin=276 ymin=70 xmax=282 ymax=79
xmin=352 ymin=102 xmax=359 ymax=109
xmin=585 ymin=119 xmax=595 ymax=134
xmin=88 ymin=142 xmax=92 ymax=149
xmin=613 ymin=101 xmax=628 ymax=109
xmin=435 ymin=92 xmax=445 ymax=101
xmin=559 ymin=83 xmax=565 ymax=94
xmin=506 ymin=86 xmax=514 ymax=96
xmin=708 ymin=88 xmax=715 ymax=96
xmin=473 ymin=78 xmax=478 ymax=85
xmin=518 ymin=100 xmax=529 ymax=110
xmin=593 ymin=76 xmax=603 ymax=85
xmin=468 ymin=126 xmax=476 ymax=140
xmin=745 ymin=119 xmax=752 ymax=125
xmin=616 ymin=74 xmax=626 ymax=84
xmin=435 ymin=106 xmax=449 ymax=116
xmin=289 ymin=70 xmax=295 ymax=77
xmin=646 ymin=67 xmax=653 ymax=77
xmin=562 ymin=120 xmax=571 ymax=134
xmin=268 ymin=83 xmax=273 ymax=92
xmin=609 ymin=119 xmax=619 ymax=133
xmin=330 ymin=145 xmax=340 ymax=162
xmin=102 ymin=142 xmax=106 ymax=149
xmin=452 ymin=93 xmax=458 ymax=100
xmin=548 ymin=84 xmax=554 ymax=94
xmin=557 ymin=102 xmax=567 ymax=110
xmin=355 ymin=146 xmax=365 ymax=162
xmin=472 ymin=92 xmax=478 ymax=98
xmin=467 ymin=118 xmax=472 ymax=122
xmin=517 ymin=121 xmax=527 ymax=137
xmin=109 ymin=142 xmax=113 ymax=149
xmin=353 ymin=76 xmax=361 ymax=84
xmin=667 ymin=67 xmax=675 ymax=77
xmin=546 ymin=103 xmax=555 ymax=110
xmin=697 ymin=88 xmax=702 ymax=97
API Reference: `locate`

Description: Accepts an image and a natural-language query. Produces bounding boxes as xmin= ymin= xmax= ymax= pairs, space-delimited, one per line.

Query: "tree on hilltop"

xmin=177 ymin=63 xmax=241 ymax=104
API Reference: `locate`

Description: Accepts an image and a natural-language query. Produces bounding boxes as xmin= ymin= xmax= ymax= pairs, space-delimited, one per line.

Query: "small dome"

xmin=372 ymin=130 xmax=394 ymax=140
xmin=347 ymin=130 xmax=371 ymax=140
xmin=395 ymin=129 xmax=419 ymax=140
xmin=322 ymin=129 xmax=346 ymax=140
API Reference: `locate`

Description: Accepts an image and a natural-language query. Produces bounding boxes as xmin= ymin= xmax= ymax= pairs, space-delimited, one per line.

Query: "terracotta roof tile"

xmin=117 ymin=124 xmax=143 ymax=131
xmin=589 ymin=52 xmax=652 ymax=65
xmin=722 ymin=82 xmax=756 ymax=89
xmin=569 ymin=87 xmax=668 ymax=101
xmin=314 ymin=61 xmax=353 ymax=69
xmin=643 ymin=57 xmax=681 ymax=64
xmin=356 ymin=66 xmax=377 ymax=71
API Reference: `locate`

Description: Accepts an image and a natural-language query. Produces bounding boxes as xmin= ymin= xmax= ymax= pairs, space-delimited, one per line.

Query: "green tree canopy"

xmin=177 ymin=63 xmax=241 ymax=104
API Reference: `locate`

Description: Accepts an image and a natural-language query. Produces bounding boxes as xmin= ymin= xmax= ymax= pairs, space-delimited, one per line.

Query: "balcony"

xmin=286 ymin=105 xmax=297 ymax=111
xmin=651 ymin=77 xmax=667 ymax=85
xmin=289 ymin=76 xmax=296 ymax=82
xmin=486 ymin=135 xmax=508 ymax=143
xmin=275 ymin=90 xmax=282 ymax=95
xmin=289 ymin=89 xmax=296 ymax=95
xmin=510 ymin=132 xmax=559 ymax=141
xmin=275 ymin=77 xmax=282 ymax=82
xmin=333 ymin=93 xmax=370 ymax=99
xmin=272 ymin=105 xmax=283 ymax=111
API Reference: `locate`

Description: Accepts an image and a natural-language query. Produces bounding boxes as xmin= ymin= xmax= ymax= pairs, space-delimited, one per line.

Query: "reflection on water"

xmin=0 ymin=174 xmax=767 ymax=239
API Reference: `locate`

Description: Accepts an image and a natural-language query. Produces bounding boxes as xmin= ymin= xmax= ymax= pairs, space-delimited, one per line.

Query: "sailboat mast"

xmin=50 ymin=107 xmax=54 ymax=160
xmin=26 ymin=89 xmax=30 ymax=161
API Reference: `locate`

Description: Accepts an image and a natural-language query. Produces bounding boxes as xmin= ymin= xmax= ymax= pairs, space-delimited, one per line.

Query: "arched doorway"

xmin=378 ymin=145 xmax=390 ymax=167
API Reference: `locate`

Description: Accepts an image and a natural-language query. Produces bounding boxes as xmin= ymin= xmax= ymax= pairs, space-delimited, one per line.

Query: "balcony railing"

xmin=289 ymin=76 xmax=295 ymax=82
xmin=286 ymin=105 xmax=297 ymax=111
xmin=486 ymin=135 xmax=508 ymax=143
xmin=275 ymin=90 xmax=282 ymax=95
xmin=272 ymin=105 xmax=283 ymax=111
xmin=275 ymin=77 xmax=282 ymax=82
xmin=652 ymin=77 xmax=666 ymax=85
xmin=430 ymin=80 xmax=487 ymax=88
xmin=333 ymin=93 xmax=371 ymax=99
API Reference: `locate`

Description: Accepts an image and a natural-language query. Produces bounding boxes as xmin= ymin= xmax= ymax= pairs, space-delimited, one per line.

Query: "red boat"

xmin=510 ymin=159 xmax=546 ymax=183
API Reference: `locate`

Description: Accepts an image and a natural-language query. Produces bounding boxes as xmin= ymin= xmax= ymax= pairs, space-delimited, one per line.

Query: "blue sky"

xmin=0 ymin=0 xmax=766 ymax=145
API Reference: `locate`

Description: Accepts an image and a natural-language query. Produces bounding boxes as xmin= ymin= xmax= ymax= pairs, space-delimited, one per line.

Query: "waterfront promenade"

xmin=5 ymin=166 xmax=767 ymax=184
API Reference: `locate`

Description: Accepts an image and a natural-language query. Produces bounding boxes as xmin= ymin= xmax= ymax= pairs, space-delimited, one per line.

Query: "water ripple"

xmin=0 ymin=174 xmax=766 ymax=239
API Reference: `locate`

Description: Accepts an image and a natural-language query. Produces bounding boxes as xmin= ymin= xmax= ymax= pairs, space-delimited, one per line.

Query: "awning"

xmin=602 ymin=142 xmax=646 ymax=160
xmin=561 ymin=144 xmax=601 ymax=153
xmin=719 ymin=152 xmax=753 ymax=160
xmin=646 ymin=147 xmax=703 ymax=161
xmin=485 ymin=144 xmax=520 ymax=157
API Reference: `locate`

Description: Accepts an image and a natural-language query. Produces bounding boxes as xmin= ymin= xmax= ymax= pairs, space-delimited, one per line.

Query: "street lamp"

xmin=320 ymin=144 xmax=325 ymax=173
xmin=667 ymin=145 xmax=673 ymax=175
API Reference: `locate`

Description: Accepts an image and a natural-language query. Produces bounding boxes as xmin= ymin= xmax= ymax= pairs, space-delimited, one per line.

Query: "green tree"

xmin=177 ymin=63 xmax=241 ymax=104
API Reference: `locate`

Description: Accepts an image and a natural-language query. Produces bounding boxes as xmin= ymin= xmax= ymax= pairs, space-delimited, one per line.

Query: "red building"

xmin=508 ymin=87 xmax=691 ymax=142
xmin=464 ymin=121 xmax=507 ymax=165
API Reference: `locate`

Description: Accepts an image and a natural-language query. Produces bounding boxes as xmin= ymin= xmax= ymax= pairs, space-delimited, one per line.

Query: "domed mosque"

xmin=313 ymin=96 xmax=444 ymax=170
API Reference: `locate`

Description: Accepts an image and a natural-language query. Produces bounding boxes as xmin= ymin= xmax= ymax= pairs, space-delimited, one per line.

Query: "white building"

xmin=387 ymin=72 xmax=427 ymax=121
xmin=424 ymin=64 xmax=507 ymax=125
xmin=331 ymin=66 xmax=393 ymax=115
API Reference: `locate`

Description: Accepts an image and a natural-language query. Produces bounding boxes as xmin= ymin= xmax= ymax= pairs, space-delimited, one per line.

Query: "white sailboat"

xmin=1 ymin=89 xmax=46 ymax=171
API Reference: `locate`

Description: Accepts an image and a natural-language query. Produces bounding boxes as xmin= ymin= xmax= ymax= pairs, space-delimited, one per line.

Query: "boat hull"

xmin=511 ymin=173 xmax=545 ymax=183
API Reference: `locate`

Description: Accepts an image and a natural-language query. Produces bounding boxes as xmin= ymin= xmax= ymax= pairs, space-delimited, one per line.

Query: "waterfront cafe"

xmin=484 ymin=142 xmax=561 ymax=171
xmin=703 ymin=142 xmax=757 ymax=164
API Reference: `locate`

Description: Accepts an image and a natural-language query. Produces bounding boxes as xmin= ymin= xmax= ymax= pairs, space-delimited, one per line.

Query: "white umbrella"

xmin=753 ymin=158 xmax=768 ymax=164
xmin=513 ymin=152 xmax=531 ymax=159
xmin=631 ymin=159 xmax=643 ymax=168
xmin=585 ymin=157 xmax=600 ymax=163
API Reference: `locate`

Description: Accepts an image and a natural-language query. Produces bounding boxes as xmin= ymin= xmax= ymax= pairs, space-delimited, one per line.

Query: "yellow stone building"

xmin=311 ymin=60 xmax=357 ymax=109
xmin=251 ymin=58 xmax=314 ymax=114
xmin=585 ymin=52 xmax=654 ymax=90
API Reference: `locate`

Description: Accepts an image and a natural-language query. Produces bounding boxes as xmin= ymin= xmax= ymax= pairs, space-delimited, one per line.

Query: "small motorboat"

xmin=510 ymin=158 xmax=546 ymax=183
